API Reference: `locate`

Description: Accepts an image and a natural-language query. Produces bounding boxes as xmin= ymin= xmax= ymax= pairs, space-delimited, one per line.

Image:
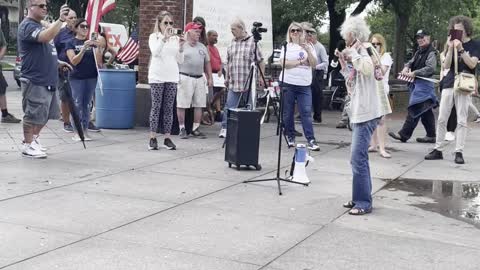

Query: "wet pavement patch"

xmin=385 ymin=179 xmax=480 ymax=229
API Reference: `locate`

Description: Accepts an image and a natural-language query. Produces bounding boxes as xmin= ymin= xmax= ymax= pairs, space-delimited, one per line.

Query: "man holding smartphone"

xmin=389 ymin=29 xmax=438 ymax=144
xmin=17 ymin=0 xmax=71 ymax=158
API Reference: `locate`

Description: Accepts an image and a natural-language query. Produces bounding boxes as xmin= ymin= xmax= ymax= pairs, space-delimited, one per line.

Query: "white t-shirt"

xmin=279 ymin=43 xmax=315 ymax=86
xmin=380 ymin=53 xmax=393 ymax=94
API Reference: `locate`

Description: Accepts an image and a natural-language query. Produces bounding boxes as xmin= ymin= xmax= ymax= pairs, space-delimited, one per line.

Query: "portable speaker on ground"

xmin=225 ymin=108 xmax=262 ymax=170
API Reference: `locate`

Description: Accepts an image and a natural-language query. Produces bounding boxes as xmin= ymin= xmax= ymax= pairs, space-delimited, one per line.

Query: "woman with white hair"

xmin=279 ymin=22 xmax=320 ymax=151
xmin=337 ymin=16 xmax=391 ymax=215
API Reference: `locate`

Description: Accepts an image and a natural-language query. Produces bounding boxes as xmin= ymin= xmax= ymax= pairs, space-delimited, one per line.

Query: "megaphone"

xmin=290 ymin=144 xmax=314 ymax=185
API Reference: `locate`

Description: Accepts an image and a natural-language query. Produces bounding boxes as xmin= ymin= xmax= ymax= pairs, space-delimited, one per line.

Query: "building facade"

xmin=0 ymin=0 xmax=20 ymax=42
xmin=138 ymin=0 xmax=193 ymax=84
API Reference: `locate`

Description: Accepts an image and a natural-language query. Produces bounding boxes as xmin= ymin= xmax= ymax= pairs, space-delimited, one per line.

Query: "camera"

xmin=252 ymin=22 xmax=267 ymax=41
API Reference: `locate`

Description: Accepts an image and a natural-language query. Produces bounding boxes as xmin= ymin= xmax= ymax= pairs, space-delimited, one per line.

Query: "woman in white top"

xmin=147 ymin=11 xmax=185 ymax=151
xmin=368 ymin=33 xmax=393 ymax=158
xmin=337 ymin=16 xmax=391 ymax=215
xmin=279 ymin=22 xmax=320 ymax=151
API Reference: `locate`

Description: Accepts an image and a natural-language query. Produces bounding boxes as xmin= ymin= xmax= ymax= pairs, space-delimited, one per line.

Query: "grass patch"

xmin=1 ymin=62 xmax=14 ymax=71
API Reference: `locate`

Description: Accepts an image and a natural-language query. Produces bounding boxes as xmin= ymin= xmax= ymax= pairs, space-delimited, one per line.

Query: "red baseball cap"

xmin=184 ymin=22 xmax=203 ymax=32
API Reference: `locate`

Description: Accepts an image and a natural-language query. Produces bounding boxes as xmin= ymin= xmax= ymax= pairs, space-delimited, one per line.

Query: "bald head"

xmin=207 ymin=30 xmax=218 ymax=45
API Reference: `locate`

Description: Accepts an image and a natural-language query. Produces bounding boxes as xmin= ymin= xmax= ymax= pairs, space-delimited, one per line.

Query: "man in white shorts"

xmin=177 ymin=22 xmax=213 ymax=139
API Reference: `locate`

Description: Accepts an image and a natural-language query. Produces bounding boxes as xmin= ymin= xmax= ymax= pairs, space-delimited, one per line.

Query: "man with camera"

xmin=219 ymin=18 xmax=264 ymax=138
xmin=17 ymin=1 xmax=72 ymax=158
xmin=177 ymin=22 xmax=213 ymax=139
xmin=388 ymin=29 xmax=437 ymax=144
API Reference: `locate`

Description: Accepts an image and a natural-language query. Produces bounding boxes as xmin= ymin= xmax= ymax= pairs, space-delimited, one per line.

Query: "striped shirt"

xmin=226 ymin=35 xmax=263 ymax=92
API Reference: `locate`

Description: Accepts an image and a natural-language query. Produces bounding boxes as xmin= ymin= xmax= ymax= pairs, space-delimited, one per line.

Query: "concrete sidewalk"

xmin=1 ymin=88 xmax=480 ymax=270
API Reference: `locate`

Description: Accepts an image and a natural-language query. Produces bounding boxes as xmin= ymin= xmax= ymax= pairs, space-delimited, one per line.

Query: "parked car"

xmin=13 ymin=56 xmax=21 ymax=87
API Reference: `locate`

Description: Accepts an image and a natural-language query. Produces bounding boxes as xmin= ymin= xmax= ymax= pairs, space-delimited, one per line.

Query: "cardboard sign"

xmin=99 ymin=22 xmax=128 ymax=53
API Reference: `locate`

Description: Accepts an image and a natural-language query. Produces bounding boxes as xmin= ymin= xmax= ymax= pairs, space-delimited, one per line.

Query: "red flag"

xmin=85 ymin=0 xmax=116 ymax=35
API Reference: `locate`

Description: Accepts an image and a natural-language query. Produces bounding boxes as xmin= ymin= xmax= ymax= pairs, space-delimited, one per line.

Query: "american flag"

xmin=116 ymin=29 xmax=139 ymax=65
xmin=397 ymin=73 xmax=415 ymax=83
xmin=85 ymin=0 xmax=116 ymax=36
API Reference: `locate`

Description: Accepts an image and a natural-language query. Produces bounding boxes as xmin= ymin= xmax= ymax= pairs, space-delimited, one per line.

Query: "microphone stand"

xmin=244 ymin=41 xmax=308 ymax=195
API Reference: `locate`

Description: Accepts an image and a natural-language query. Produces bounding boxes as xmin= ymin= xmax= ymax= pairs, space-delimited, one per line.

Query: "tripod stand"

xmin=244 ymin=41 xmax=308 ymax=195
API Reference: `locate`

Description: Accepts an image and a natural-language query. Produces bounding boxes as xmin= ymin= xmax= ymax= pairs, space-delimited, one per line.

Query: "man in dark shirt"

xmin=389 ymin=29 xmax=438 ymax=144
xmin=0 ymin=28 xmax=21 ymax=123
xmin=18 ymin=0 xmax=71 ymax=158
xmin=54 ymin=9 xmax=76 ymax=132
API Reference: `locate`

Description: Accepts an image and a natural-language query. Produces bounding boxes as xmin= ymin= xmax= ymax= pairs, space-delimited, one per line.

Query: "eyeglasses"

xmin=290 ymin=29 xmax=302 ymax=33
xmin=164 ymin=21 xmax=174 ymax=26
xmin=31 ymin=4 xmax=48 ymax=9
xmin=372 ymin=42 xmax=382 ymax=46
xmin=79 ymin=25 xmax=89 ymax=30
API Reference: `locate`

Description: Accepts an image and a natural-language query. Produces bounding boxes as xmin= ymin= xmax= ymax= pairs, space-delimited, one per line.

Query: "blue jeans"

xmin=282 ymin=83 xmax=315 ymax=141
xmin=351 ymin=118 xmax=380 ymax=210
xmin=221 ymin=89 xmax=252 ymax=129
xmin=69 ymin=77 xmax=97 ymax=131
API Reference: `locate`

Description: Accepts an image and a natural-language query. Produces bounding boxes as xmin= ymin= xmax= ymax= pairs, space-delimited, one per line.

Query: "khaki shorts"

xmin=177 ymin=74 xmax=207 ymax=108
xmin=21 ymin=78 xmax=60 ymax=126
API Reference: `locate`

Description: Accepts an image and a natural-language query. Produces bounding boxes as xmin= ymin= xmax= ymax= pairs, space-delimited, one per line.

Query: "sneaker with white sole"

xmin=22 ymin=144 xmax=47 ymax=159
xmin=32 ymin=136 xmax=47 ymax=152
xmin=72 ymin=134 xmax=82 ymax=142
xmin=84 ymin=132 xmax=92 ymax=141
xmin=307 ymin=140 xmax=320 ymax=151
xmin=475 ymin=115 xmax=480 ymax=123
xmin=219 ymin=128 xmax=227 ymax=138
xmin=286 ymin=136 xmax=295 ymax=148
xmin=444 ymin=132 xmax=455 ymax=141
xmin=164 ymin=138 xmax=176 ymax=150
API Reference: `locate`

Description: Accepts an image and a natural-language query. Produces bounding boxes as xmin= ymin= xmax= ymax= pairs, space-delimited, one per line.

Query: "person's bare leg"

xmin=377 ymin=117 xmax=391 ymax=158
xmin=23 ymin=122 xmax=36 ymax=144
xmin=61 ymin=101 xmax=71 ymax=123
xmin=194 ymin=107 xmax=203 ymax=125
xmin=177 ymin=108 xmax=185 ymax=126
xmin=0 ymin=95 xmax=7 ymax=110
xmin=369 ymin=128 xmax=378 ymax=152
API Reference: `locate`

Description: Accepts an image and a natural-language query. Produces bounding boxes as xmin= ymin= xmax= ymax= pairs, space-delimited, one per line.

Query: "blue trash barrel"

xmin=95 ymin=69 xmax=136 ymax=129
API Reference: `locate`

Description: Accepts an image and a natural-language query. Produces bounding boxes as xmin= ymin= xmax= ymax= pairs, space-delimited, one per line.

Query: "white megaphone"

xmin=291 ymin=144 xmax=314 ymax=185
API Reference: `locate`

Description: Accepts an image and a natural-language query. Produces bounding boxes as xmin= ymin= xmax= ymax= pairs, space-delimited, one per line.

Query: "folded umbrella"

xmin=61 ymin=71 xmax=86 ymax=149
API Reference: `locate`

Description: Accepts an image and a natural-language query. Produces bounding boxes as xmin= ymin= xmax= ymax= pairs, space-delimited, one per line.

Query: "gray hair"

xmin=231 ymin=18 xmax=246 ymax=31
xmin=340 ymin=16 xmax=371 ymax=42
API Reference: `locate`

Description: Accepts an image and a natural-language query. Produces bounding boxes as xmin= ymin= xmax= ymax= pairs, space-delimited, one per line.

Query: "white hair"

xmin=340 ymin=16 xmax=371 ymax=42
xmin=231 ymin=17 xmax=246 ymax=31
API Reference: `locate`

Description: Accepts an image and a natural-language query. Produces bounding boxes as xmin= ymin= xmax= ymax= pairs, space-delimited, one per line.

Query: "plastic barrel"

xmin=95 ymin=69 xmax=136 ymax=129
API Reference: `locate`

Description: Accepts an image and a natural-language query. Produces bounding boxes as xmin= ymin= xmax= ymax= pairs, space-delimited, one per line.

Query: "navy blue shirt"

xmin=442 ymin=40 xmax=480 ymax=89
xmin=54 ymin=27 xmax=75 ymax=63
xmin=17 ymin=18 xmax=58 ymax=86
xmin=66 ymin=38 xmax=98 ymax=79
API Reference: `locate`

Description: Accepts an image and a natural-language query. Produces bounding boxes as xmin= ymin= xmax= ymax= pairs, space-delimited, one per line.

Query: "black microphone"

xmin=330 ymin=40 xmax=346 ymax=68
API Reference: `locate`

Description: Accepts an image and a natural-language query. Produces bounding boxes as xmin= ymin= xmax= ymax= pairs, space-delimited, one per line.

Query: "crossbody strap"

xmin=454 ymin=46 xmax=458 ymax=75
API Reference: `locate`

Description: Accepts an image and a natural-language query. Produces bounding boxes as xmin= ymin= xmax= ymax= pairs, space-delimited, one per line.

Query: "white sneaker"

xmin=84 ymin=133 xmax=92 ymax=141
xmin=219 ymin=128 xmax=227 ymax=138
xmin=444 ymin=132 xmax=455 ymax=141
xmin=22 ymin=144 xmax=47 ymax=159
xmin=72 ymin=134 xmax=82 ymax=142
xmin=475 ymin=115 xmax=480 ymax=123
xmin=32 ymin=136 xmax=47 ymax=152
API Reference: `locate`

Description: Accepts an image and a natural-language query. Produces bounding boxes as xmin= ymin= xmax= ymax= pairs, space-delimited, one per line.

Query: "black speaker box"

xmin=225 ymin=108 xmax=262 ymax=170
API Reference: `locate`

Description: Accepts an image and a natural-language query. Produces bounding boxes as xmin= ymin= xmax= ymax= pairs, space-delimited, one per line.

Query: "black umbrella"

xmin=61 ymin=71 xmax=86 ymax=149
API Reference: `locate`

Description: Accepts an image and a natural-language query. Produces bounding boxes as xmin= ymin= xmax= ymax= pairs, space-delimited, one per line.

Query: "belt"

xmin=180 ymin=72 xmax=203 ymax=79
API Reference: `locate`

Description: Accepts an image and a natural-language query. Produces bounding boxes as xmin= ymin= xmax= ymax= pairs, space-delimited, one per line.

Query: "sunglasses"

xmin=290 ymin=29 xmax=302 ymax=33
xmin=31 ymin=4 xmax=48 ymax=9
xmin=164 ymin=21 xmax=174 ymax=26
xmin=372 ymin=42 xmax=382 ymax=46
xmin=306 ymin=30 xmax=316 ymax=35
xmin=79 ymin=25 xmax=89 ymax=29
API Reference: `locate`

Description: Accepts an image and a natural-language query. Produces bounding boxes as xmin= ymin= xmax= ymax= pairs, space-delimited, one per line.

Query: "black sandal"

xmin=348 ymin=207 xmax=372 ymax=215
xmin=343 ymin=201 xmax=355 ymax=208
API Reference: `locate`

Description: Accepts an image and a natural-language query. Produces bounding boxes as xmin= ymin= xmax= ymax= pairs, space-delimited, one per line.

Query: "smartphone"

xmin=449 ymin=29 xmax=463 ymax=41
xmin=169 ymin=28 xmax=182 ymax=35
xmin=91 ymin=32 xmax=98 ymax=41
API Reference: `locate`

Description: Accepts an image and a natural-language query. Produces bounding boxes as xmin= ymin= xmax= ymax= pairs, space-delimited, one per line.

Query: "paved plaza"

xmin=1 ymin=74 xmax=480 ymax=269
